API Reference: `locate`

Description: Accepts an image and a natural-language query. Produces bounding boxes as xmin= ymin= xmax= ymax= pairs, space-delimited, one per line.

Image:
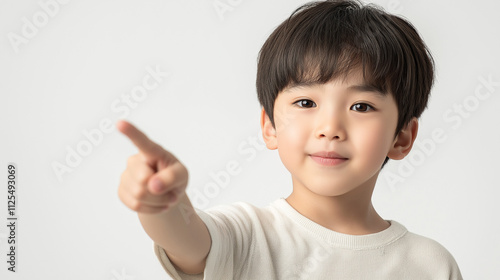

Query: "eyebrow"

xmin=347 ymin=84 xmax=387 ymax=99
xmin=282 ymin=82 xmax=319 ymax=92
xmin=283 ymin=82 xmax=388 ymax=98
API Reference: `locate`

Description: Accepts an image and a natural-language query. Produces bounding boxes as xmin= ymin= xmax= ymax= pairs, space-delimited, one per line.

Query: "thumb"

xmin=147 ymin=161 xmax=188 ymax=195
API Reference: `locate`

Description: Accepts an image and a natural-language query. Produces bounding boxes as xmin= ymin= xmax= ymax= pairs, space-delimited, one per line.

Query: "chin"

xmin=306 ymin=182 xmax=357 ymax=197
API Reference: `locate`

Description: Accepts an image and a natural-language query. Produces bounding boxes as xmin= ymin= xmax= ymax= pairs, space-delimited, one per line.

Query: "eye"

xmin=350 ymin=103 xmax=374 ymax=112
xmin=293 ymin=99 xmax=316 ymax=108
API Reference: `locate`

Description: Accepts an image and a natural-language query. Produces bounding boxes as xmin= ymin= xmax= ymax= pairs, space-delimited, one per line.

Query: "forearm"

xmin=138 ymin=193 xmax=211 ymax=267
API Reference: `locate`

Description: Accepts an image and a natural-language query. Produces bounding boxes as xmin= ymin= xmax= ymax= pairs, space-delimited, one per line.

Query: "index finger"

xmin=116 ymin=120 xmax=162 ymax=159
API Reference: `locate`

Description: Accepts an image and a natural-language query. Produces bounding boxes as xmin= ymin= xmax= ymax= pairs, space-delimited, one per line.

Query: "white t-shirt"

xmin=154 ymin=198 xmax=463 ymax=280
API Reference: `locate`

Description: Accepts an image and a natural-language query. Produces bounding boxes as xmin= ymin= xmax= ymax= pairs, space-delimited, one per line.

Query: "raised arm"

xmin=116 ymin=120 xmax=211 ymax=274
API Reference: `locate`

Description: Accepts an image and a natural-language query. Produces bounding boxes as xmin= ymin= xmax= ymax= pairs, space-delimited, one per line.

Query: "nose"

xmin=314 ymin=108 xmax=347 ymax=141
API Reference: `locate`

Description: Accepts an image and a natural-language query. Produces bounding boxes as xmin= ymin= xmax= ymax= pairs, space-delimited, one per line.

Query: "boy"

xmin=117 ymin=0 xmax=463 ymax=279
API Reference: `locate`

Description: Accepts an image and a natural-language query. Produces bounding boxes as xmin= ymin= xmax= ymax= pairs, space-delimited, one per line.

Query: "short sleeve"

xmin=154 ymin=205 xmax=251 ymax=280
xmin=154 ymin=242 xmax=204 ymax=280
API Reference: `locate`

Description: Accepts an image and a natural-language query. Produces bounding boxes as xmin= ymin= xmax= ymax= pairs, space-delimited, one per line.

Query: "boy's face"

xmin=261 ymin=69 xmax=416 ymax=197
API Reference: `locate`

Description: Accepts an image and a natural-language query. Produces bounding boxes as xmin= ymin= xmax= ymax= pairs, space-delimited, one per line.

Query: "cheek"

xmin=275 ymin=108 xmax=307 ymax=143
xmin=277 ymin=123 xmax=300 ymax=153
xmin=275 ymin=116 xmax=308 ymax=168
xmin=353 ymin=122 xmax=394 ymax=163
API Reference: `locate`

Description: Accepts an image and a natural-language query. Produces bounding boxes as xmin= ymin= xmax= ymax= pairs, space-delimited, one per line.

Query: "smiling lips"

xmin=309 ymin=151 xmax=348 ymax=166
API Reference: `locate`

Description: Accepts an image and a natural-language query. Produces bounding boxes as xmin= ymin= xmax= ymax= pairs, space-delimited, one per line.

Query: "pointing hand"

xmin=116 ymin=120 xmax=188 ymax=214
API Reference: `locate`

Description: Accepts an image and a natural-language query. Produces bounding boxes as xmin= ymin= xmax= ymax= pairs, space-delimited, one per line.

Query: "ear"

xmin=387 ymin=117 xmax=419 ymax=160
xmin=260 ymin=108 xmax=278 ymax=150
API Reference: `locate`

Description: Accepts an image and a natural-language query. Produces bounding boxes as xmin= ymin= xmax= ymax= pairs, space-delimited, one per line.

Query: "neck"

xmin=286 ymin=173 xmax=389 ymax=235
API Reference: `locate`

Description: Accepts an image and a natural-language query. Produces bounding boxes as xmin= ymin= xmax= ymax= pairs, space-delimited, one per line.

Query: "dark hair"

xmin=256 ymin=0 xmax=434 ymax=140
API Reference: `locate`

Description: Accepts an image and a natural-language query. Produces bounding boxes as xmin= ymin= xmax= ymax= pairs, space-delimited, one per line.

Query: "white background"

xmin=1 ymin=0 xmax=499 ymax=279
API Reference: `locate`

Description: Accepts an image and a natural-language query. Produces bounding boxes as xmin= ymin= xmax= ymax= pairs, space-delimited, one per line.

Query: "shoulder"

xmin=402 ymin=230 xmax=455 ymax=260
xmin=394 ymin=225 xmax=463 ymax=279
xmin=194 ymin=200 xmax=282 ymax=233
xmin=198 ymin=199 xmax=281 ymax=222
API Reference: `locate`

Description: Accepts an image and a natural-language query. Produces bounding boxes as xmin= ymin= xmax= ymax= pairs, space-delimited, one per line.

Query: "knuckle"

xmin=118 ymin=176 xmax=130 ymax=196
xmin=118 ymin=191 xmax=142 ymax=212
xmin=131 ymin=185 xmax=147 ymax=199
xmin=126 ymin=156 xmax=135 ymax=166
xmin=119 ymin=171 xmax=129 ymax=184
xmin=137 ymin=169 xmax=151 ymax=185
xmin=126 ymin=154 xmax=140 ymax=165
xmin=117 ymin=188 xmax=126 ymax=203
xmin=130 ymin=200 xmax=142 ymax=212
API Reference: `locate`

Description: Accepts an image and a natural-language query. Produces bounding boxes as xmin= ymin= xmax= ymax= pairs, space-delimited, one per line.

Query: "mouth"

xmin=309 ymin=151 xmax=348 ymax=166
